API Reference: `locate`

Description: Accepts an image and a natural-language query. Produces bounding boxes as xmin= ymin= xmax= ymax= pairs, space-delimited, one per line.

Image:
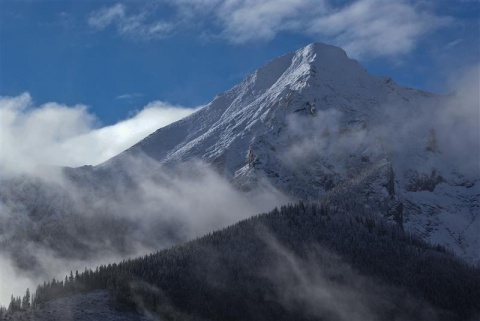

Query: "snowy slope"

xmin=94 ymin=43 xmax=479 ymax=263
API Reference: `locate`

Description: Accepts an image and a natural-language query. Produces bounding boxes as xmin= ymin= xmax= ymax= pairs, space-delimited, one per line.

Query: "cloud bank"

xmin=0 ymin=93 xmax=198 ymax=176
xmin=0 ymin=94 xmax=286 ymax=306
xmin=87 ymin=0 xmax=451 ymax=58
xmin=283 ymin=63 xmax=479 ymax=176
xmin=0 ymin=157 xmax=288 ymax=305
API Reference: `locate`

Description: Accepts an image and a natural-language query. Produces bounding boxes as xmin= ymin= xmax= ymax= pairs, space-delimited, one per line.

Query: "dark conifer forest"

xmin=4 ymin=202 xmax=479 ymax=321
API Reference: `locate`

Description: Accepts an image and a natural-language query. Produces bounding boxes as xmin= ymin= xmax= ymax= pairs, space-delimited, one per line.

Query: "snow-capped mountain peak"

xmin=5 ymin=43 xmax=474 ymax=264
xmin=93 ymin=42 xmax=479 ymax=263
xmin=1 ymin=43 xmax=478 ymax=315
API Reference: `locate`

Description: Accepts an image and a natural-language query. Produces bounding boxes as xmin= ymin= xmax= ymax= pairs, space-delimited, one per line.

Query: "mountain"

xmin=86 ymin=43 xmax=478 ymax=263
xmin=1 ymin=42 xmax=479 ymax=320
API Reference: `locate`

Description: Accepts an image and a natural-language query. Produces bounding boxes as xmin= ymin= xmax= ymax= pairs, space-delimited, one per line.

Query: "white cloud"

xmin=214 ymin=0 xmax=327 ymax=43
xmin=211 ymin=0 xmax=450 ymax=57
xmin=88 ymin=1 xmax=451 ymax=58
xmin=66 ymin=101 xmax=199 ymax=166
xmin=87 ymin=3 xmax=174 ymax=40
xmin=88 ymin=3 xmax=126 ymax=29
xmin=116 ymin=93 xmax=143 ymax=101
xmin=307 ymin=0 xmax=451 ymax=57
xmin=0 ymin=93 xmax=198 ymax=176
xmin=0 ymin=157 xmax=288 ymax=306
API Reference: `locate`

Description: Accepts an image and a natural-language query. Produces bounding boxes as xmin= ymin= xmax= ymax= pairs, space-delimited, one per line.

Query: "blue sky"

xmin=0 ymin=0 xmax=479 ymax=167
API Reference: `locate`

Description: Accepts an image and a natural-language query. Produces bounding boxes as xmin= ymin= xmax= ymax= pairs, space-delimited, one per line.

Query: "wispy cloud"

xmin=305 ymin=0 xmax=451 ymax=57
xmin=0 ymin=93 xmax=199 ymax=174
xmin=87 ymin=3 xmax=174 ymax=40
xmin=88 ymin=3 xmax=125 ymax=29
xmin=116 ymin=93 xmax=143 ymax=101
xmin=204 ymin=0 xmax=451 ymax=57
xmin=87 ymin=0 xmax=451 ymax=58
xmin=263 ymin=235 xmax=441 ymax=321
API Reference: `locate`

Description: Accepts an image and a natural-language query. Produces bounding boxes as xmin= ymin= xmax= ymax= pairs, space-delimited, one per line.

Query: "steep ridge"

xmin=92 ymin=43 xmax=479 ymax=264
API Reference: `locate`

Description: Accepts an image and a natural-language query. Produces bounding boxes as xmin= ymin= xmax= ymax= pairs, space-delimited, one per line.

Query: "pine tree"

xmin=15 ymin=297 xmax=21 ymax=311
xmin=8 ymin=295 xmax=15 ymax=313
xmin=22 ymin=288 xmax=30 ymax=310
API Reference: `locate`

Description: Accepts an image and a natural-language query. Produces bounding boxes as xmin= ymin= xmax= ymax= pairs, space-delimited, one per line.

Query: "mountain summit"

xmin=1 ymin=43 xmax=477 ymax=271
xmin=102 ymin=42 xmax=395 ymax=177
xmin=92 ymin=42 xmax=478 ymax=263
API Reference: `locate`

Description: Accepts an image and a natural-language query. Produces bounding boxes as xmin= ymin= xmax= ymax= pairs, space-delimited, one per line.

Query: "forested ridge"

xmin=3 ymin=202 xmax=480 ymax=321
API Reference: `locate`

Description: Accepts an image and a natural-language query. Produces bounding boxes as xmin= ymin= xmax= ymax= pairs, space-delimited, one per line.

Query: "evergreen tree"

xmin=21 ymin=288 xmax=30 ymax=310
xmin=8 ymin=295 xmax=15 ymax=313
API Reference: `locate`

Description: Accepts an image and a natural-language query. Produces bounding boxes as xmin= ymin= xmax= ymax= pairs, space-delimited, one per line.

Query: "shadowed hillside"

xmin=10 ymin=202 xmax=478 ymax=321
